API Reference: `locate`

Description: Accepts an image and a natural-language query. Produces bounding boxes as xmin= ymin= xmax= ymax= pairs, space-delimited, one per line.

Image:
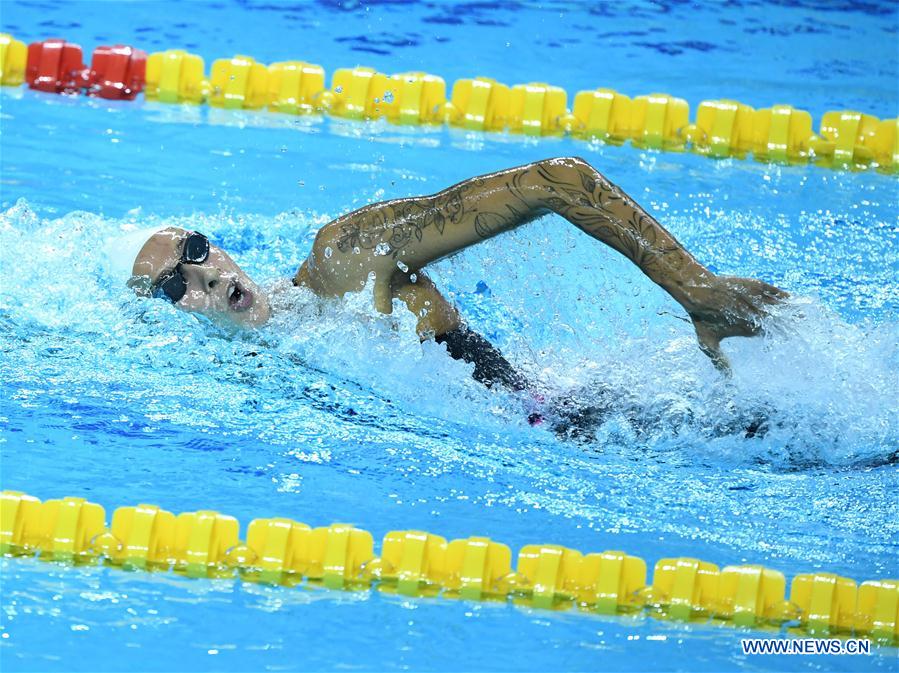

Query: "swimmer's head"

xmin=123 ymin=226 xmax=271 ymax=328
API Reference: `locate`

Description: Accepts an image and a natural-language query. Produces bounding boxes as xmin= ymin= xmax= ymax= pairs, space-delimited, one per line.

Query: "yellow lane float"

xmin=2 ymin=489 xmax=896 ymax=646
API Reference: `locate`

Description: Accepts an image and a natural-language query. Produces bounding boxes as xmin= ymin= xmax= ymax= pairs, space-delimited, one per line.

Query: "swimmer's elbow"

xmin=310 ymin=221 xmax=338 ymax=258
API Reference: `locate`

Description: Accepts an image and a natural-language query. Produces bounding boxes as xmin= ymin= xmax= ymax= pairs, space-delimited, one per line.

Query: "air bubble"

xmin=397 ymin=260 xmax=409 ymax=273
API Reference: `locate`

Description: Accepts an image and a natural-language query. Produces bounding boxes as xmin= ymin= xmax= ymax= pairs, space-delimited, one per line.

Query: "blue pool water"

xmin=1 ymin=1 xmax=898 ymax=671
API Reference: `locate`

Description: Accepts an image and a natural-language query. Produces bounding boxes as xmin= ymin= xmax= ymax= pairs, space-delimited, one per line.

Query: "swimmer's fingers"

xmin=721 ymin=276 xmax=790 ymax=334
xmin=751 ymin=278 xmax=789 ymax=304
xmin=688 ymin=275 xmax=789 ymax=373
xmin=693 ymin=296 xmax=765 ymax=339
xmin=718 ymin=276 xmax=787 ymax=305
xmin=747 ymin=283 xmax=794 ymax=339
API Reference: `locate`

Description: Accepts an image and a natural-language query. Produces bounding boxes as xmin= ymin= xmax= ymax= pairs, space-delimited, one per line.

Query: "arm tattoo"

xmin=334 ymin=179 xmax=488 ymax=258
xmin=330 ymin=157 xmax=703 ymax=303
xmin=528 ymin=159 xmax=698 ymax=287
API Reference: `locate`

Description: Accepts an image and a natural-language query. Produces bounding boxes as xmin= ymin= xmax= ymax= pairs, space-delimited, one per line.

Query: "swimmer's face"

xmin=131 ymin=227 xmax=271 ymax=328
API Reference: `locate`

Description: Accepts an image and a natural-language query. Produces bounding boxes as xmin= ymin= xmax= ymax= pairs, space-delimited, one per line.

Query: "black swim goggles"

xmin=150 ymin=231 xmax=210 ymax=303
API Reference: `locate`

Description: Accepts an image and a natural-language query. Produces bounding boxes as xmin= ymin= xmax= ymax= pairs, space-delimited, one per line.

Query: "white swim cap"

xmin=101 ymin=225 xmax=169 ymax=286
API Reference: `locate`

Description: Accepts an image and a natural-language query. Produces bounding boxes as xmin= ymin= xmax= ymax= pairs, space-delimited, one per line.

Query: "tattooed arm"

xmin=294 ymin=157 xmax=786 ymax=371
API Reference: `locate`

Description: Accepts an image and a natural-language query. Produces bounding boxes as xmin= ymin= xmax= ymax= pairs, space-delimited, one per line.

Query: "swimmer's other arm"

xmin=295 ymin=261 xmax=527 ymax=391
xmin=294 ymin=157 xmax=787 ymax=373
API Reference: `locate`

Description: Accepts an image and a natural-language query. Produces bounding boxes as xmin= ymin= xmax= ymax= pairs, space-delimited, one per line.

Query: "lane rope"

xmin=2 ymin=490 xmax=897 ymax=646
xmin=0 ymin=34 xmax=896 ymax=173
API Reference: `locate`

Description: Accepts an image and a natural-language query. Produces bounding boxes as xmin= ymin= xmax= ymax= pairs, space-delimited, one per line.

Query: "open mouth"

xmin=227 ymin=280 xmax=254 ymax=312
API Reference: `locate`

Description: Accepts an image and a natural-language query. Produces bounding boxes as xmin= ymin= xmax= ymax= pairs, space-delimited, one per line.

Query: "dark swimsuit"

xmin=434 ymin=324 xmax=529 ymax=392
xmin=434 ymin=324 xmax=546 ymax=425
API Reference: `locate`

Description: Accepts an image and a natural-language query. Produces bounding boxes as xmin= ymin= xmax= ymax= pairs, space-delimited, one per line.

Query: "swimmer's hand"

xmin=684 ymin=275 xmax=788 ymax=374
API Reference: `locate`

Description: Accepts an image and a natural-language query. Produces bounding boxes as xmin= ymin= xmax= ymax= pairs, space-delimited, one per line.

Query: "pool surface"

xmin=1 ymin=1 xmax=898 ymax=672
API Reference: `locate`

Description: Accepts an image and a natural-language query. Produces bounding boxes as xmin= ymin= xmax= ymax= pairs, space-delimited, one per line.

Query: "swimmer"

xmin=121 ymin=157 xmax=786 ymax=393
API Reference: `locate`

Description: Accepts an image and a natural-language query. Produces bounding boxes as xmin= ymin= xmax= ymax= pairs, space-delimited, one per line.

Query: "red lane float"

xmin=87 ymin=45 xmax=147 ymax=100
xmin=26 ymin=38 xmax=85 ymax=93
